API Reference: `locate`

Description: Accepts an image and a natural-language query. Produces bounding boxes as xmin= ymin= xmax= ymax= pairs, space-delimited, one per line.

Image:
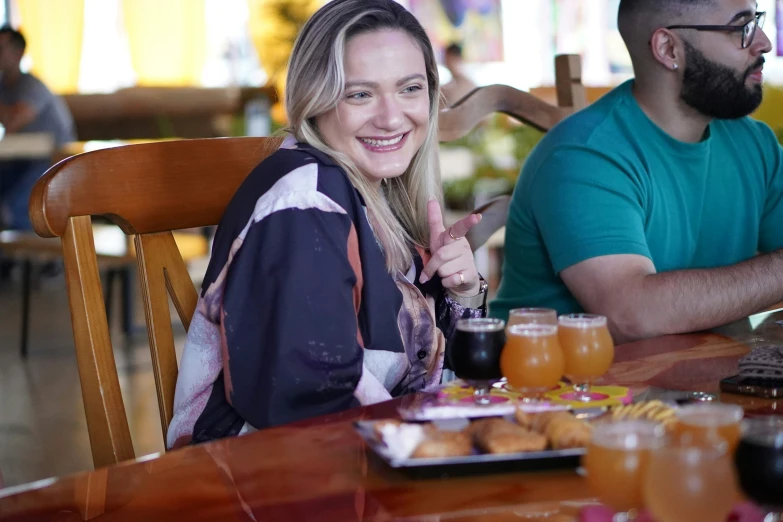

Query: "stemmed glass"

xmin=507 ymin=307 xmax=558 ymax=327
xmin=446 ymin=318 xmax=505 ymax=405
xmin=500 ymin=323 xmax=564 ymax=401
xmin=644 ymin=437 xmax=738 ymax=522
xmin=674 ymin=403 xmax=743 ymax=452
xmin=735 ymin=416 xmax=783 ymax=521
xmin=557 ymin=314 xmax=614 ymax=402
xmin=583 ymin=421 xmax=665 ymax=522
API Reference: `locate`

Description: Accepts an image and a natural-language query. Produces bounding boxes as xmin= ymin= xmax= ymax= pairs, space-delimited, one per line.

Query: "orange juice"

xmin=507 ymin=308 xmax=557 ymax=326
xmin=583 ymin=421 xmax=664 ymax=513
xmin=674 ymin=422 xmax=741 ymax=452
xmin=584 ymin=444 xmax=652 ymax=511
xmin=674 ymin=404 xmax=744 ymax=452
xmin=501 ymin=324 xmax=564 ymax=390
xmin=557 ymin=316 xmax=614 ymax=383
xmin=644 ymin=444 xmax=738 ymax=522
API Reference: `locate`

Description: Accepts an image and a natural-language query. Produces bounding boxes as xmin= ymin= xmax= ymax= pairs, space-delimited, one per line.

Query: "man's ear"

xmin=650 ymin=28 xmax=682 ymax=71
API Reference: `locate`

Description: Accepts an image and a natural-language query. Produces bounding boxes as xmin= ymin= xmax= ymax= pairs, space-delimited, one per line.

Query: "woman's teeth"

xmin=360 ymin=135 xmax=404 ymax=146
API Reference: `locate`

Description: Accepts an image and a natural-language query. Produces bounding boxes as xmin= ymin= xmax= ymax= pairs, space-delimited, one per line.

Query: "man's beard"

xmin=680 ymin=40 xmax=764 ymax=119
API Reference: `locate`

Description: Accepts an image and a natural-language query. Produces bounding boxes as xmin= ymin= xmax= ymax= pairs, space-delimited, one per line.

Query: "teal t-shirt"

xmin=490 ymin=80 xmax=783 ymax=322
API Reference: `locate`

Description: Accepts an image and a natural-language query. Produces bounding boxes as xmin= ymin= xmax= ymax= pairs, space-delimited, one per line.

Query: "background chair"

xmin=438 ymin=54 xmax=587 ymax=253
xmin=29 ymin=136 xmax=283 ymax=468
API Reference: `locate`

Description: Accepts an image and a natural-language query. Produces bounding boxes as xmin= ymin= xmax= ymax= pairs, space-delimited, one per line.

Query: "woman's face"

xmin=316 ymin=29 xmax=431 ymax=184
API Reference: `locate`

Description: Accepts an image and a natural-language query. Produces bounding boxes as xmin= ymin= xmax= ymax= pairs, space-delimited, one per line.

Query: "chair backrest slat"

xmin=438 ymin=84 xmax=570 ymax=140
xmin=135 ymin=231 xmax=198 ymax=440
xmin=555 ymin=54 xmax=587 ymax=111
xmin=62 ymin=215 xmax=135 ymax=467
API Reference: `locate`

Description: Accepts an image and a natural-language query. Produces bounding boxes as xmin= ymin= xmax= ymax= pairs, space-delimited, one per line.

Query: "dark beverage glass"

xmin=735 ymin=416 xmax=783 ymax=520
xmin=446 ymin=318 xmax=505 ymax=404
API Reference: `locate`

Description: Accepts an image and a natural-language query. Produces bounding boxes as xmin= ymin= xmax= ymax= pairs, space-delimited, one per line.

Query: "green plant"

xmin=442 ymin=115 xmax=543 ymax=210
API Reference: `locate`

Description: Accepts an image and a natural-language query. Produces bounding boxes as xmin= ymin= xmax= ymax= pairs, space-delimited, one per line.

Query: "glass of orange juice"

xmin=500 ymin=324 xmax=564 ymax=400
xmin=644 ymin=439 xmax=738 ymax=522
xmin=674 ymin=403 xmax=743 ymax=453
xmin=583 ymin=421 xmax=665 ymax=519
xmin=507 ymin=307 xmax=558 ymax=327
xmin=557 ymin=314 xmax=614 ymax=402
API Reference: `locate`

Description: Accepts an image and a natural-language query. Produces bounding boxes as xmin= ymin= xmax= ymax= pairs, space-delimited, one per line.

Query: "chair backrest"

xmin=30 ymin=136 xmax=283 ymax=468
xmin=438 ymin=54 xmax=586 ymax=251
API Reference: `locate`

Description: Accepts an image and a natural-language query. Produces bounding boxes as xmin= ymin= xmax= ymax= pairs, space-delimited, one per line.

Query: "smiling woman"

xmin=165 ymin=0 xmax=490 ymax=448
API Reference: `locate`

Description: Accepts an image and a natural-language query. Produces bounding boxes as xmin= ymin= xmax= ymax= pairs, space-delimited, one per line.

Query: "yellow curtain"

xmin=121 ymin=0 xmax=206 ymax=86
xmin=15 ymin=0 xmax=85 ymax=94
xmin=246 ymin=0 xmax=322 ymax=123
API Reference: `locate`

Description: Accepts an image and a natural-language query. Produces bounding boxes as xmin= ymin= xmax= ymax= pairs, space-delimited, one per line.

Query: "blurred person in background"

xmin=0 ymin=26 xmax=75 ymax=230
xmin=441 ymin=42 xmax=476 ymax=105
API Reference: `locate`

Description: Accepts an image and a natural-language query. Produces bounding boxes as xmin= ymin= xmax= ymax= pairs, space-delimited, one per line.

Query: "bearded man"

xmin=491 ymin=0 xmax=781 ymax=342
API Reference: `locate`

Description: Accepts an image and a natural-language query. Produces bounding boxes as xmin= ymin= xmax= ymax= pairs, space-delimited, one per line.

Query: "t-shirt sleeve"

xmin=757 ymin=137 xmax=783 ymax=253
xmin=529 ymin=146 xmax=651 ymax=274
xmin=14 ymin=76 xmax=50 ymax=114
xmin=220 ymin=204 xmax=365 ymax=429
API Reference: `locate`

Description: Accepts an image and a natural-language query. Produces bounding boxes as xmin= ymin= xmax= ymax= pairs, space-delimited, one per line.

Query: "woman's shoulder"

xmin=217 ymin=140 xmax=362 ymax=236
xmin=244 ymin=140 xmax=360 ymax=208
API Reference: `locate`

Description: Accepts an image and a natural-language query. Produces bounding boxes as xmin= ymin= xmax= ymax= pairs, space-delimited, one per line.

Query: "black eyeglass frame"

xmin=666 ymin=11 xmax=766 ymax=49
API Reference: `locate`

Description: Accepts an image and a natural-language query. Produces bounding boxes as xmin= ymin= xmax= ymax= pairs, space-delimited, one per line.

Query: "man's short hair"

xmin=445 ymin=43 xmax=462 ymax=57
xmin=0 ymin=26 xmax=26 ymax=52
xmin=619 ymin=0 xmax=712 ymax=20
xmin=618 ymin=0 xmax=714 ymax=51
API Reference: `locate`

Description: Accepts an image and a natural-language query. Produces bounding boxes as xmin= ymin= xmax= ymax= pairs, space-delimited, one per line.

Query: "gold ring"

xmin=458 ymin=272 xmax=465 ymax=285
xmin=448 ymin=227 xmax=463 ymax=241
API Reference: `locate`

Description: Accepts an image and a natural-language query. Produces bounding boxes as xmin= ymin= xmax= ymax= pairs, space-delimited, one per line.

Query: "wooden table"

xmin=1 ymin=310 xmax=782 ymax=522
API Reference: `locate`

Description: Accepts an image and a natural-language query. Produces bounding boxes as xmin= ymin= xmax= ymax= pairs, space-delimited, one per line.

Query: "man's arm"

xmin=0 ymin=101 xmax=37 ymax=133
xmin=561 ymin=252 xmax=783 ymax=343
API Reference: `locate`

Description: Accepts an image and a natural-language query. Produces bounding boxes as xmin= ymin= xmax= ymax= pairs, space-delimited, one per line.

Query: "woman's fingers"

xmin=420 ymin=241 xmax=466 ymax=283
xmin=437 ymin=258 xmax=477 ymax=290
xmin=444 ymin=213 xmax=481 ymax=245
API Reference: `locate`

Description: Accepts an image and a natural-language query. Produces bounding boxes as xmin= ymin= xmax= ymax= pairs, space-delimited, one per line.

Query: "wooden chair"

xmin=29 ymin=136 xmax=283 ymax=468
xmin=438 ymin=54 xmax=587 ymax=252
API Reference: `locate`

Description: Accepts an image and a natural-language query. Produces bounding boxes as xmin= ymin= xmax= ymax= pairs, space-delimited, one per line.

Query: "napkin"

xmin=579 ymin=503 xmax=765 ymax=522
xmin=737 ymin=345 xmax=783 ymax=380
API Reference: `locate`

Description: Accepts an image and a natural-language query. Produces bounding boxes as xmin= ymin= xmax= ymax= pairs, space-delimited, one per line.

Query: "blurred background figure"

xmin=441 ymin=42 xmax=476 ymax=105
xmin=0 ymin=25 xmax=75 ymax=230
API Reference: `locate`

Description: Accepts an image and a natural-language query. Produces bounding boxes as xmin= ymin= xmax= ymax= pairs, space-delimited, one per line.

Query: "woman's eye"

xmin=347 ymin=92 xmax=370 ymax=100
xmin=403 ymin=85 xmax=423 ymax=93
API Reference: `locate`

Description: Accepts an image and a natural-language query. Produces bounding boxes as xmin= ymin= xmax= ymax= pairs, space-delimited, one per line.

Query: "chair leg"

xmin=20 ymin=259 xmax=31 ymax=358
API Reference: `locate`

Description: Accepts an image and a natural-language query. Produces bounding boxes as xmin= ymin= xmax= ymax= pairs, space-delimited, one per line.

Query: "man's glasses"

xmin=666 ymin=11 xmax=766 ymax=49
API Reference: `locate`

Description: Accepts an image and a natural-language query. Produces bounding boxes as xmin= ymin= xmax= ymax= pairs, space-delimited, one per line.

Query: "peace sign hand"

xmin=419 ymin=198 xmax=482 ymax=297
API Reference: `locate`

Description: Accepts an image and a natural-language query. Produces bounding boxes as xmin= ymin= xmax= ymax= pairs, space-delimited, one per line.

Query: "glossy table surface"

xmin=2 ymin=309 xmax=782 ymax=522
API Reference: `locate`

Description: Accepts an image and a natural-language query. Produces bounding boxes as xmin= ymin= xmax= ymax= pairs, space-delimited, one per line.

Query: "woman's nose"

xmin=373 ymin=96 xmax=404 ymax=131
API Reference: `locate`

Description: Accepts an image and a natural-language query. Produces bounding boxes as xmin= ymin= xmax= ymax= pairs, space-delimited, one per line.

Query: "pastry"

xmin=470 ymin=418 xmax=548 ymax=454
xmin=515 ymin=410 xmax=592 ymax=449
xmin=410 ymin=430 xmax=473 ymax=459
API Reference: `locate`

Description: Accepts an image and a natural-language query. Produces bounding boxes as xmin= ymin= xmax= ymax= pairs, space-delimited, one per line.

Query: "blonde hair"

xmin=284 ymin=0 xmax=442 ymax=274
